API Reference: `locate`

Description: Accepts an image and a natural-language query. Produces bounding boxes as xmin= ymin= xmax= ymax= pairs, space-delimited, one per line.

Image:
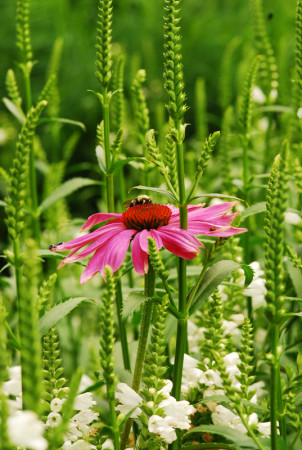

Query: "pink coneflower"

xmin=50 ymin=201 xmax=247 ymax=284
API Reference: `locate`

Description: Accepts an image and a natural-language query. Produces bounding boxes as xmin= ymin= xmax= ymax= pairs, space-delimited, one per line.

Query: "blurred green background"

xmin=0 ymin=0 xmax=297 ymax=132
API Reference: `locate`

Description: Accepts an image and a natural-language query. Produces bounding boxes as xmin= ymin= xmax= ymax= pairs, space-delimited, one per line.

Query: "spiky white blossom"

xmin=115 ymin=382 xmax=143 ymax=418
xmin=243 ymin=262 xmax=266 ymax=309
xmin=212 ymin=405 xmax=258 ymax=434
xmin=46 ymin=411 xmax=62 ymax=427
xmin=7 ymin=410 xmax=47 ymax=450
xmin=50 ymin=397 xmax=63 ymax=413
xmin=148 ymin=415 xmax=177 ymax=443
xmin=252 ymin=86 xmax=266 ymax=103
xmin=74 ymin=392 xmax=96 ymax=411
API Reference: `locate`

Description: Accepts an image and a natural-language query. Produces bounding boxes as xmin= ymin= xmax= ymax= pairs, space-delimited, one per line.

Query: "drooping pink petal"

xmin=187 ymin=220 xmax=247 ymax=237
xmin=80 ymin=229 xmax=135 ymax=283
xmin=187 ymin=201 xmax=238 ymax=221
xmin=81 ymin=213 xmax=122 ymax=231
xmin=155 ymin=227 xmax=202 ymax=259
xmin=58 ymin=227 xmax=126 ymax=267
xmin=131 ymin=232 xmax=149 ymax=275
xmin=53 ymin=221 xmax=127 ymax=251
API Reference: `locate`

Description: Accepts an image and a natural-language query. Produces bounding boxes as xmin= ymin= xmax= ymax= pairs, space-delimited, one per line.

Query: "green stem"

xmin=108 ymin=388 xmax=121 ymax=450
xmin=116 ymin=278 xmax=131 ymax=371
xmin=171 ymin=120 xmax=188 ymax=402
xmin=22 ymin=64 xmax=41 ymax=244
xmin=121 ymin=265 xmax=155 ymax=449
xmin=102 ymin=88 xmax=130 ymax=372
xmin=187 ymin=246 xmax=213 ymax=312
xmin=239 ymin=410 xmax=265 ymax=450
xmin=271 ymin=324 xmax=280 ymax=450
xmin=13 ymin=239 xmax=23 ymax=313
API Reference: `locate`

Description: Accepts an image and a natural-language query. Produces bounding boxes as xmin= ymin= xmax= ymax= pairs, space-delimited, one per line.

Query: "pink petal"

xmin=81 ymin=213 xmax=122 ymax=231
xmin=187 ymin=201 xmax=237 ymax=221
xmin=131 ymin=233 xmax=149 ymax=275
xmin=80 ymin=229 xmax=135 ymax=283
xmin=53 ymin=221 xmax=126 ymax=251
xmin=156 ymin=227 xmax=202 ymax=259
xmin=58 ymin=227 xmax=124 ymax=267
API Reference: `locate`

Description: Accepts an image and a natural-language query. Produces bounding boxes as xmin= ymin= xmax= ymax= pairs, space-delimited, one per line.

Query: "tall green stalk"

xmin=264 ymin=148 xmax=288 ymax=448
xmin=121 ymin=265 xmax=155 ymax=449
xmin=96 ymin=0 xmax=130 ymax=372
xmin=163 ymin=0 xmax=188 ymax=401
xmin=16 ymin=0 xmax=41 ymax=243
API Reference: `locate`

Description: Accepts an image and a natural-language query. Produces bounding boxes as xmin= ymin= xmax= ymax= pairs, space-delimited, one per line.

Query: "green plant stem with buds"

xmin=95 ymin=0 xmax=130 ymax=372
xmin=121 ymin=264 xmax=155 ymax=449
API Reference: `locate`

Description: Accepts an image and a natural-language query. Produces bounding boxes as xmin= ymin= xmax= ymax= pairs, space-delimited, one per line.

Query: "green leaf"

xmin=38 ymin=117 xmax=86 ymax=131
xmin=39 ymin=297 xmax=95 ymax=335
xmin=183 ymin=424 xmax=258 ymax=448
xmin=179 ymin=444 xmax=240 ymax=450
xmin=3 ymin=97 xmax=26 ymax=123
xmin=241 ymin=202 xmax=266 ymax=220
xmin=129 ymin=185 xmax=178 ymax=203
xmin=38 ymin=177 xmax=102 ymax=213
xmin=108 ymin=157 xmax=146 ymax=174
xmin=122 ymin=290 xmax=147 ymax=317
xmin=189 ymin=260 xmax=253 ymax=315
xmin=95 ymin=145 xmax=107 ymax=173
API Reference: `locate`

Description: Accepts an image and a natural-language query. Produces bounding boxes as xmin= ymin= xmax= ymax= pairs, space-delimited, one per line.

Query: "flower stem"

xmin=121 ymin=265 xmax=155 ymax=449
xmin=172 ymin=121 xmax=188 ymax=402
xmin=271 ymin=324 xmax=280 ymax=450
xmin=102 ymin=87 xmax=130 ymax=372
xmin=22 ymin=64 xmax=41 ymax=245
xmin=108 ymin=388 xmax=121 ymax=450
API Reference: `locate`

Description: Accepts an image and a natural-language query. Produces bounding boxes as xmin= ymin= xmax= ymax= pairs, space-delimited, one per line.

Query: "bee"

xmin=124 ymin=195 xmax=152 ymax=208
xmin=49 ymin=242 xmax=63 ymax=250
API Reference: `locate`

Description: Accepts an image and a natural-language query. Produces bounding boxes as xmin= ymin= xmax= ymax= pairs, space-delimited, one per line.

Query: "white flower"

xmin=243 ymin=262 xmax=267 ymax=309
xmin=269 ymin=89 xmax=278 ymax=101
xmin=252 ymin=86 xmax=266 ymax=104
xmin=72 ymin=409 xmax=98 ymax=425
xmin=158 ymin=397 xmax=195 ymax=430
xmin=74 ymin=393 xmax=96 ymax=411
xmin=7 ymin=396 xmax=22 ymax=414
xmin=297 ymin=107 xmax=302 ymax=119
xmin=64 ymin=422 xmax=83 ymax=441
xmin=50 ymin=397 xmax=63 ymax=412
xmin=258 ymin=422 xmax=271 ymax=436
xmin=203 ymin=388 xmax=225 ymax=412
xmin=284 ymin=212 xmax=301 ymax=225
xmin=212 ymin=405 xmax=258 ymax=434
xmin=204 ymin=369 xmax=223 ymax=388
xmin=78 ymin=374 xmax=94 ymax=392
xmin=101 ymin=438 xmax=114 ymax=449
xmin=257 ymin=117 xmax=269 ymax=131
xmin=115 ymin=383 xmax=142 ymax=418
xmin=148 ymin=415 xmax=177 ymax=444
xmin=63 ymin=439 xmax=96 ymax=449
xmin=2 ymin=366 xmax=22 ymax=397
xmin=46 ymin=411 xmax=62 ymax=427
xmin=158 ymin=379 xmax=173 ymax=396
xmin=181 ymin=354 xmax=208 ymax=393
xmin=187 ymin=320 xmax=205 ymax=353
xmin=7 ymin=410 xmax=47 ymax=450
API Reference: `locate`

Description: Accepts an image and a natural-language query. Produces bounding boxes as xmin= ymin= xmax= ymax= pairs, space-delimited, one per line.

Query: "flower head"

xmin=7 ymin=410 xmax=47 ymax=450
xmin=50 ymin=201 xmax=247 ymax=283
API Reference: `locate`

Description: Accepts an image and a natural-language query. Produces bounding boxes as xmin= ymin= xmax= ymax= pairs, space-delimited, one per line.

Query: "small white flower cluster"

xmin=182 ymin=353 xmax=270 ymax=437
xmin=251 ymin=85 xmax=278 ymax=104
xmin=242 ymin=261 xmax=267 ymax=309
xmin=2 ymin=367 xmax=98 ymax=450
xmin=46 ymin=390 xmax=98 ymax=449
xmin=115 ymin=381 xmax=196 ymax=444
xmin=188 ymin=313 xmax=245 ymax=354
xmin=3 ymin=366 xmax=47 ymax=450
